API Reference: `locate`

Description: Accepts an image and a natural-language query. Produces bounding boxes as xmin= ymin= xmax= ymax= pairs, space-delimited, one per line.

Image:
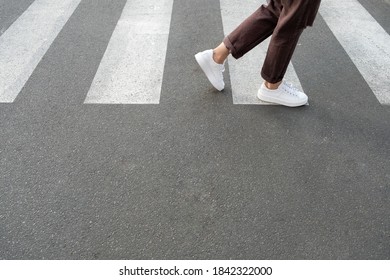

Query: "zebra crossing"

xmin=1 ymin=0 xmax=389 ymax=105
xmin=320 ymin=0 xmax=390 ymax=105
xmin=0 ymin=0 xmax=82 ymax=103
xmin=84 ymin=0 xmax=174 ymax=104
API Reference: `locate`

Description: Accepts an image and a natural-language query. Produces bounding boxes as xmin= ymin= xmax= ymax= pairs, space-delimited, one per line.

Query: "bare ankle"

xmin=264 ymin=81 xmax=282 ymax=90
xmin=213 ymin=42 xmax=229 ymax=64
xmin=212 ymin=51 xmax=225 ymax=64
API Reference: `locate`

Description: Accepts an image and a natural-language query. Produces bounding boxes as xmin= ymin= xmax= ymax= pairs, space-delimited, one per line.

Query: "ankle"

xmin=213 ymin=51 xmax=226 ymax=64
xmin=264 ymin=81 xmax=282 ymax=90
xmin=212 ymin=42 xmax=229 ymax=64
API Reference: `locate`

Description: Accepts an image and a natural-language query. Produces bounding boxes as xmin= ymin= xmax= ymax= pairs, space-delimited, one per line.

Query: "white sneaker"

xmin=257 ymin=81 xmax=308 ymax=107
xmin=195 ymin=49 xmax=225 ymax=91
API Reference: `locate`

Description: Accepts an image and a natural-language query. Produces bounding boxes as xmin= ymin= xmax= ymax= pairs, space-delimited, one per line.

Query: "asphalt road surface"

xmin=1 ymin=0 xmax=389 ymax=259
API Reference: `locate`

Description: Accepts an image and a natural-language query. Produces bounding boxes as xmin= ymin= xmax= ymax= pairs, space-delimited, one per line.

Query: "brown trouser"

xmin=223 ymin=0 xmax=321 ymax=83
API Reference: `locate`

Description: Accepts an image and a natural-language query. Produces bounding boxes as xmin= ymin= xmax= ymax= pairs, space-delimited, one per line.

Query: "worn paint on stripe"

xmin=84 ymin=0 xmax=174 ymax=104
xmin=0 ymin=0 xmax=82 ymax=103
xmin=220 ymin=0 xmax=303 ymax=105
xmin=320 ymin=0 xmax=390 ymax=105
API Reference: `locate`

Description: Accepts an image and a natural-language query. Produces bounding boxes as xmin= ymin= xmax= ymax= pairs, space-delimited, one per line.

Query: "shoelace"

xmin=281 ymin=81 xmax=299 ymax=96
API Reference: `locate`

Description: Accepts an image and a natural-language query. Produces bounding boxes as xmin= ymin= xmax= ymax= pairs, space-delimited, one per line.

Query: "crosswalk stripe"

xmin=220 ymin=0 xmax=304 ymax=105
xmin=0 ymin=0 xmax=82 ymax=103
xmin=1 ymin=1 xmax=389 ymax=106
xmin=84 ymin=0 xmax=174 ymax=104
xmin=320 ymin=0 xmax=390 ymax=105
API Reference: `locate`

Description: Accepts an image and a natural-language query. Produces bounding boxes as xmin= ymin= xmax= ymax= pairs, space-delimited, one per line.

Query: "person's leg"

xmin=224 ymin=4 xmax=281 ymax=59
xmin=195 ymin=1 xmax=281 ymax=91
xmin=261 ymin=0 xmax=315 ymax=85
xmin=257 ymin=26 xmax=307 ymax=107
xmin=257 ymin=26 xmax=308 ymax=107
xmin=215 ymin=1 xmax=281 ymax=62
xmin=261 ymin=27 xmax=304 ymax=85
xmin=257 ymin=0 xmax=312 ymax=106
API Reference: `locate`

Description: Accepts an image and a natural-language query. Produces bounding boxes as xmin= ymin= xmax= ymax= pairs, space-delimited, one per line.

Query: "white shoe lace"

xmin=281 ymin=81 xmax=300 ymax=97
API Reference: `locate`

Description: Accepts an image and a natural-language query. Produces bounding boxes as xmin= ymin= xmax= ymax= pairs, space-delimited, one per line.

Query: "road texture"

xmin=0 ymin=0 xmax=389 ymax=259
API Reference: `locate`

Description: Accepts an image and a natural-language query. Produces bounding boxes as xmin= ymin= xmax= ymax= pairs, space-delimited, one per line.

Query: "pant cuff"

xmin=223 ymin=36 xmax=242 ymax=59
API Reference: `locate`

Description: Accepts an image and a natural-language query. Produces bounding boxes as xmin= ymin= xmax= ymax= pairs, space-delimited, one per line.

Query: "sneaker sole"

xmin=195 ymin=53 xmax=224 ymax=91
xmin=257 ymin=89 xmax=308 ymax=107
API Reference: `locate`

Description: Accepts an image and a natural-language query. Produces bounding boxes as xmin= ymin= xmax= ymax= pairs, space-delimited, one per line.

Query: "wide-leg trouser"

xmin=223 ymin=0 xmax=317 ymax=83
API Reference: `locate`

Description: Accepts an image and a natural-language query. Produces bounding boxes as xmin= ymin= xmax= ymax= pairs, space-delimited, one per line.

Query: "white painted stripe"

xmin=220 ymin=0 xmax=303 ymax=105
xmin=84 ymin=0 xmax=174 ymax=104
xmin=0 ymin=0 xmax=81 ymax=103
xmin=320 ymin=0 xmax=390 ymax=105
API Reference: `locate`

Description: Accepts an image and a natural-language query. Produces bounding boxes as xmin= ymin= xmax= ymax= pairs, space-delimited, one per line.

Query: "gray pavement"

xmin=0 ymin=0 xmax=389 ymax=259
